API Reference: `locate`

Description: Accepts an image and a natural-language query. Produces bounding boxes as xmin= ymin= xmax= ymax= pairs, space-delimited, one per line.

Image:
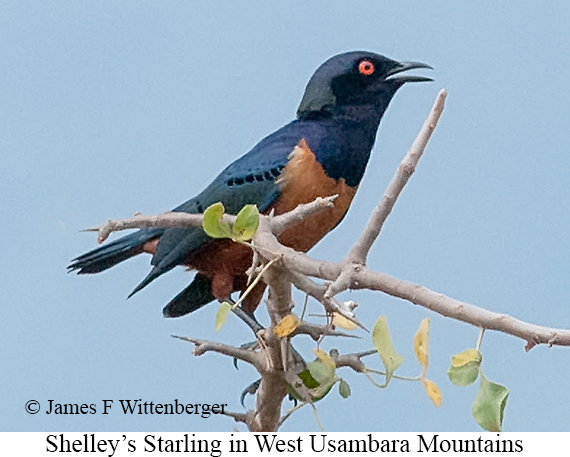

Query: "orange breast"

xmin=271 ymin=139 xmax=358 ymax=252
xmin=181 ymin=138 xmax=358 ymax=309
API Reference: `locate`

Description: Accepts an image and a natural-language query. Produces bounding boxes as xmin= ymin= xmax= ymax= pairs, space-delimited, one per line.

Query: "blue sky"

xmin=2 ymin=1 xmax=569 ymax=432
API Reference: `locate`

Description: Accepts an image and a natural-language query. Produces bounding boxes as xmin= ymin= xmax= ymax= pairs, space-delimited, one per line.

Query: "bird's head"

xmin=297 ymin=51 xmax=432 ymax=120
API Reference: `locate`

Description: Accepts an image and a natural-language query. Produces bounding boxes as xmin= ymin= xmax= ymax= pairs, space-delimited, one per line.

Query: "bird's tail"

xmin=68 ymin=228 xmax=163 ymax=274
xmin=162 ymin=273 xmax=215 ymax=318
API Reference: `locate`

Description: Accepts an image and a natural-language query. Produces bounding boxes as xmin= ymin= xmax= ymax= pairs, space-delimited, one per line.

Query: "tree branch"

xmin=322 ymin=89 xmax=447 ymax=302
xmin=84 ymin=195 xmax=338 ymax=245
xmin=331 ymin=348 xmax=377 ymax=373
xmin=247 ymin=267 xmax=293 ymax=432
xmin=222 ymin=409 xmax=254 ymax=426
xmin=352 ymin=269 xmax=570 ymax=350
xmin=286 ymin=269 xmax=366 ymax=330
xmin=345 ymin=88 xmax=447 ymax=265
xmin=250 ymin=233 xmax=570 ymax=349
xmin=268 ymin=195 xmax=338 ymax=235
xmin=85 ymin=212 xmax=206 ymax=244
xmin=82 ymin=89 xmax=570 ymax=433
xmin=171 ymin=335 xmax=259 ymax=365
xmin=294 ymin=322 xmax=360 ymax=340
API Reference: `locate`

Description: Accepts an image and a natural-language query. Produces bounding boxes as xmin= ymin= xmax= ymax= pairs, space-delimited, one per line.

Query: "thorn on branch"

xmin=171 ymin=335 xmax=259 ymax=365
xmin=293 ymin=322 xmax=361 ymax=341
xmin=222 ymin=409 xmax=254 ymax=426
xmin=287 ymin=271 xmax=367 ymax=331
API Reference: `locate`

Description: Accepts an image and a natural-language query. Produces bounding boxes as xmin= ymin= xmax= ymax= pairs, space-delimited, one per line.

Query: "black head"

xmin=297 ymin=51 xmax=432 ymax=119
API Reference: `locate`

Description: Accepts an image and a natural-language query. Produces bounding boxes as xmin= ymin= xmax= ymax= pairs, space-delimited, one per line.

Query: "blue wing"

xmin=69 ymin=118 xmax=333 ymax=296
xmin=129 ymin=120 xmax=308 ymax=295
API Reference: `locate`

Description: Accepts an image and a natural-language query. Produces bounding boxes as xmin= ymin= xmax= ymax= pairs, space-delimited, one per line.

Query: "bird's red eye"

xmin=358 ymin=60 xmax=375 ymax=76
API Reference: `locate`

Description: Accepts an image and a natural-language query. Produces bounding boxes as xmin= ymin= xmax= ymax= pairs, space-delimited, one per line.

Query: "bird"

xmin=68 ymin=50 xmax=432 ymax=319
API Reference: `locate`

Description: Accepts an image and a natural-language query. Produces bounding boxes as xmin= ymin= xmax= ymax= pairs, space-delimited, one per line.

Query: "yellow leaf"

xmin=422 ymin=378 xmax=442 ymax=408
xmin=332 ymin=312 xmax=357 ymax=330
xmin=215 ymin=301 xmax=232 ymax=332
xmin=313 ymin=348 xmax=336 ymax=369
xmin=451 ymin=348 xmax=482 ymax=368
xmin=273 ymin=314 xmax=299 ymax=337
xmin=414 ymin=318 xmax=430 ymax=372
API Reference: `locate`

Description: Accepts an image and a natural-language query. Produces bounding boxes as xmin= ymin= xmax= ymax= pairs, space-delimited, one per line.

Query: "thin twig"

xmin=294 ymin=322 xmax=361 ymax=340
xmin=278 ymin=401 xmax=310 ymax=427
xmin=476 ymin=328 xmax=485 ymax=351
xmin=287 ymin=270 xmax=367 ymax=331
xmin=231 ymin=258 xmax=279 ymax=310
xmin=364 ymin=368 xmax=421 ymax=382
xmin=84 ymin=212 xmax=207 ymax=244
xmin=269 ymin=195 xmax=338 ymax=235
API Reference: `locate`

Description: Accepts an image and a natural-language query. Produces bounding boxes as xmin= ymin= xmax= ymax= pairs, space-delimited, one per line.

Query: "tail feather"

xmin=162 ymin=274 xmax=215 ymax=318
xmin=70 ymin=228 xmax=217 ymax=318
xmin=127 ymin=263 xmax=175 ymax=298
xmin=68 ymin=228 xmax=162 ymax=274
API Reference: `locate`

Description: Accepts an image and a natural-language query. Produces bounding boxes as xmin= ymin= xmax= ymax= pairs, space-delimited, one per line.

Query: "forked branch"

xmin=82 ymin=90 xmax=570 ymax=433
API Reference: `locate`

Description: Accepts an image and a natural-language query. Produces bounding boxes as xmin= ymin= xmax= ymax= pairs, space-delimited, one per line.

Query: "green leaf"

xmin=297 ymin=369 xmax=320 ymax=389
xmin=290 ymin=366 xmax=335 ymax=402
xmin=202 ymin=202 xmax=231 ymax=239
xmin=310 ymin=380 xmax=335 ymax=401
xmin=472 ymin=373 xmax=509 ymax=432
xmin=307 ymin=360 xmax=335 ymax=385
xmin=306 ymin=360 xmax=336 ymax=401
xmin=338 ymin=378 xmax=351 ymax=399
xmin=447 ymin=360 xmax=481 ymax=386
xmin=286 ymin=384 xmax=305 ymax=403
xmin=233 ymin=204 xmax=259 ymax=241
xmin=215 ymin=301 xmax=232 ymax=332
xmin=372 ymin=315 xmax=404 ymax=385
xmin=287 ymin=369 xmax=318 ymax=403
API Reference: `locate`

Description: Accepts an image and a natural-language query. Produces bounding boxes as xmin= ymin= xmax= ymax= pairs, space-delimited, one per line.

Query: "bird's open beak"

xmin=384 ymin=61 xmax=433 ymax=83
